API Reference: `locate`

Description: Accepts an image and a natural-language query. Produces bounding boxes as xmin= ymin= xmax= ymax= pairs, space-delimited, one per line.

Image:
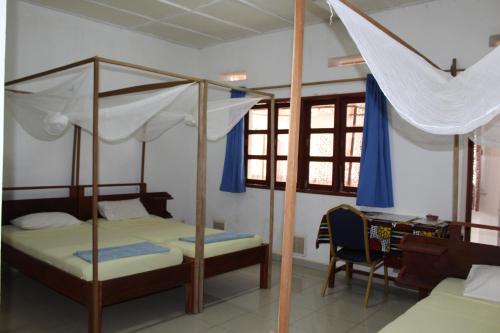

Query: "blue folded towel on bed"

xmin=74 ymin=242 xmax=170 ymax=263
xmin=179 ymin=232 xmax=255 ymax=244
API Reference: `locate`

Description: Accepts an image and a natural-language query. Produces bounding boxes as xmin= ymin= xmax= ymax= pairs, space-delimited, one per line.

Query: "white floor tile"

xmin=194 ymin=301 xmax=248 ymax=325
xmin=220 ymin=313 xmax=278 ymax=333
xmin=254 ymin=300 xmax=314 ymax=323
xmin=201 ymin=325 xmax=233 ymax=333
xmin=293 ymin=312 xmax=359 ymax=333
xmin=225 ymin=288 xmax=278 ymax=312
xmin=148 ymin=316 xmax=213 ymax=333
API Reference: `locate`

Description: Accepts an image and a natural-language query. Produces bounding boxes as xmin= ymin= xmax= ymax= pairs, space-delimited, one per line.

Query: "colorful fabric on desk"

xmin=412 ymin=229 xmax=443 ymax=237
xmin=369 ymin=224 xmax=392 ymax=252
xmin=74 ymin=242 xmax=170 ymax=263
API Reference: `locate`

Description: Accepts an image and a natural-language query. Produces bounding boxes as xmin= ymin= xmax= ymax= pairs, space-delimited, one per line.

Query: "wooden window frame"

xmin=299 ymin=96 xmax=338 ymax=194
xmin=274 ymin=100 xmax=291 ymax=190
xmin=244 ymin=102 xmax=272 ymax=188
xmin=245 ymin=93 xmax=365 ymax=197
xmin=341 ymin=95 xmax=365 ymax=193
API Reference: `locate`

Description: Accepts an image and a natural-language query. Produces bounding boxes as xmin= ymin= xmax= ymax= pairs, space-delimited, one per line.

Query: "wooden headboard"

xmin=78 ymin=192 xmax=173 ymax=220
xmin=2 ymin=184 xmax=174 ymax=225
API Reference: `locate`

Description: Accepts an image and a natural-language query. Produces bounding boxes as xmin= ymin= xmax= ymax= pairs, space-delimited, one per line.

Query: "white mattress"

xmin=98 ymin=216 xmax=264 ymax=258
xmin=2 ymin=224 xmax=183 ymax=281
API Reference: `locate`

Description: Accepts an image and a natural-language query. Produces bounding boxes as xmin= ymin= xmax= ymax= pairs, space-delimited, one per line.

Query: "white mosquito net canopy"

xmin=327 ymin=0 xmax=500 ymax=148
xmin=5 ymin=63 xmax=262 ymax=143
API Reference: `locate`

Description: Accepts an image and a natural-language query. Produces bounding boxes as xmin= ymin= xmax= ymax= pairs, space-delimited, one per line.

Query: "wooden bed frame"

xmin=1 ymin=185 xmax=270 ymax=331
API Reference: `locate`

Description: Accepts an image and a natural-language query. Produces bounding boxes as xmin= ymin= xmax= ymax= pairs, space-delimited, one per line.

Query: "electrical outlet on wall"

xmin=213 ymin=220 xmax=225 ymax=230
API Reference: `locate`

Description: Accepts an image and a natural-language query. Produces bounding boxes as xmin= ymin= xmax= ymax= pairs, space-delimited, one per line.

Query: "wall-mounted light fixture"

xmin=220 ymin=71 xmax=247 ymax=82
xmin=490 ymin=34 xmax=500 ymax=47
xmin=328 ymin=54 xmax=365 ymax=67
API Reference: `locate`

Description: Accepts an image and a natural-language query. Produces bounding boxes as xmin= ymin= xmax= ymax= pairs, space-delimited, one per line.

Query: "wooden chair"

xmin=321 ymin=204 xmax=388 ymax=306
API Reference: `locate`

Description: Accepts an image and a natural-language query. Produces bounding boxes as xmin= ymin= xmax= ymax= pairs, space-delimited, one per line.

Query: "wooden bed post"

xmin=70 ymin=125 xmax=81 ymax=198
xmin=450 ymin=58 xmax=459 ymax=222
xmin=266 ymin=98 xmax=276 ymax=288
xmin=277 ymin=1 xmax=305 ymax=332
xmin=194 ymin=80 xmax=208 ymax=314
xmin=71 ymin=126 xmax=78 ymax=186
xmin=76 ymin=126 xmax=81 ymax=187
xmin=90 ymin=57 xmax=102 ymax=333
xmin=140 ymin=141 xmax=146 ymax=193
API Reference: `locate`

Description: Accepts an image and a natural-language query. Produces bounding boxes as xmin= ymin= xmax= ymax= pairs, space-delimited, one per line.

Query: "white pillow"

xmin=98 ymin=198 xmax=149 ymax=221
xmin=11 ymin=212 xmax=82 ymax=230
xmin=463 ymin=264 xmax=500 ymax=302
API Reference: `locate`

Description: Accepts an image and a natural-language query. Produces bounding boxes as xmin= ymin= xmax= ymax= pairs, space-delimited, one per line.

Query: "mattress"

xmin=380 ymin=278 xmax=500 ymax=333
xmin=99 ymin=216 xmax=264 ymax=258
xmin=1 ymin=224 xmax=183 ymax=281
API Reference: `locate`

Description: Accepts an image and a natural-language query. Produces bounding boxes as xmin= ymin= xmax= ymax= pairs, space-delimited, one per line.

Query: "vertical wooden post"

xmin=71 ymin=126 xmax=82 ymax=187
xmin=76 ymin=126 xmax=81 ymax=187
xmin=71 ymin=126 xmax=78 ymax=186
xmin=278 ymin=1 xmax=305 ymax=332
xmin=450 ymin=58 xmax=459 ymax=222
xmin=452 ymin=135 xmax=459 ymax=221
xmin=267 ymin=98 xmax=276 ymax=287
xmin=194 ymin=80 xmax=208 ymax=313
xmin=464 ymin=139 xmax=474 ymax=242
xmin=90 ymin=58 xmax=101 ymax=333
xmin=140 ymin=141 xmax=146 ymax=191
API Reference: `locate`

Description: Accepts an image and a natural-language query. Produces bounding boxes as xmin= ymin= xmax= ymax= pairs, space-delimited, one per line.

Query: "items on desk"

xmin=426 ymin=214 xmax=439 ymax=222
xmin=316 ymin=211 xmax=449 ymax=255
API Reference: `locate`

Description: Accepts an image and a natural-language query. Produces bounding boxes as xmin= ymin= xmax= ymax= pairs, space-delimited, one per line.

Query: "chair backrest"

xmin=326 ymin=204 xmax=368 ymax=251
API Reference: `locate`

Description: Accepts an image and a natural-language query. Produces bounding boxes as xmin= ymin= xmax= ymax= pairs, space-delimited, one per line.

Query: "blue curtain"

xmin=356 ymin=74 xmax=394 ymax=207
xmin=220 ymin=89 xmax=246 ymax=193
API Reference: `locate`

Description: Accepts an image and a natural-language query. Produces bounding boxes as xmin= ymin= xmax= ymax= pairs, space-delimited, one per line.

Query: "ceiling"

xmin=25 ymin=0 xmax=433 ymax=49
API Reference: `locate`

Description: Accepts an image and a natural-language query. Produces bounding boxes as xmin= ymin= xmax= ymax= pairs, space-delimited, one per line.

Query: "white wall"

xmin=3 ymin=0 xmax=201 ymax=220
xmin=199 ymin=0 xmax=500 ymax=264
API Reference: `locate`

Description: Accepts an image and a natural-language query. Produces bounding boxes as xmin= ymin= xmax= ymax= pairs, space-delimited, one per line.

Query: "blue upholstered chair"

xmin=321 ymin=204 xmax=388 ymax=306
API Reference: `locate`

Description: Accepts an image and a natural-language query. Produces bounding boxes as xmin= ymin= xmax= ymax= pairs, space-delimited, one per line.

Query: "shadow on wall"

xmin=388 ymin=106 xmax=453 ymax=151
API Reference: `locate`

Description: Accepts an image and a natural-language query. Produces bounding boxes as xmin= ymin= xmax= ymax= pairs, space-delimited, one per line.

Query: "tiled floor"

xmin=0 ymin=262 xmax=418 ymax=333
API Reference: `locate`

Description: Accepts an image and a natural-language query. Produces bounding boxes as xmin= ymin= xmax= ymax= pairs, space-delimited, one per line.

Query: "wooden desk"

xmin=316 ymin=212 xmax=450 ymax=269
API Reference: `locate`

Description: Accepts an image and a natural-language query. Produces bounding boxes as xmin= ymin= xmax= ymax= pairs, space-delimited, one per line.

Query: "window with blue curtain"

xmin=220 ymin=89 xmax=246 ymax=193
xmin=356 ymin=74 xmax=394 ymax=207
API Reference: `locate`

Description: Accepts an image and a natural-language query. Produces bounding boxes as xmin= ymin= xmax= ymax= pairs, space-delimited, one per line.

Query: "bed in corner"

xmin=380 ymin=277 xmax=500 ymax=333
xmin=380 ymin=230 xmax=500 ymax=332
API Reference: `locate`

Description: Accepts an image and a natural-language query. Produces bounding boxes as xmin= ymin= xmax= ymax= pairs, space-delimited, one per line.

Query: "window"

xmin=245 ymin=93 xmax=365 ymax=196
xmin=276 ymin=103 xmax=290 ymax=184
xmin=245 ymin=105 xmax=269 ymax=185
